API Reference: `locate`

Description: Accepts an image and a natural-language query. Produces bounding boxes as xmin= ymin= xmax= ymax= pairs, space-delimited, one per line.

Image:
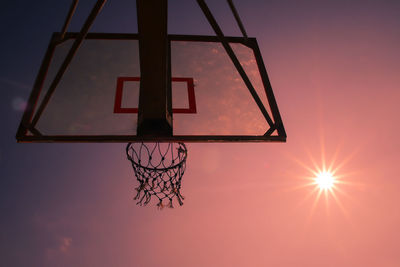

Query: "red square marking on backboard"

xmin=114 ymin=77 xmax=196 ymax=114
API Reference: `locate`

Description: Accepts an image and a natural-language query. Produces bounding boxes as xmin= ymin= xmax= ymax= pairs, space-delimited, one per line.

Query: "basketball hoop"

xmin=16 ymin=0 xmax=287 ymax=210
xmin=126 ymin=142 xmax=187 ymax=209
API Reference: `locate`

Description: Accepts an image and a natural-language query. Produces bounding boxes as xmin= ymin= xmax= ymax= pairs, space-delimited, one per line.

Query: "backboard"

xmin=16 ymin=32 xmax=286 ymax=142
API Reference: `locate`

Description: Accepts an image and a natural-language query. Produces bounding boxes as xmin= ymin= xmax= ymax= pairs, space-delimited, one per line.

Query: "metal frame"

xmin=16 ymin=32 xmax=286 ymax=143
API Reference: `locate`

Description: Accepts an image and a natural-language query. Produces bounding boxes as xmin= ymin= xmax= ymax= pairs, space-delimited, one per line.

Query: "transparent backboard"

xmin=17 ymin=33 xmax=286 ymax=142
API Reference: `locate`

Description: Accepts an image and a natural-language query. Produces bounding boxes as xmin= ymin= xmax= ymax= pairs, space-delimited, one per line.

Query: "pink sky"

xmin=2 ymin=0 xmax=400 ymax=266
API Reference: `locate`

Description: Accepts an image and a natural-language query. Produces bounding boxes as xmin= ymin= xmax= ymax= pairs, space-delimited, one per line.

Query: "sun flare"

xmin=315 ymin=171 xmax=335 ymax=190
xmin=288 ymin=138 xmax=359 ymax=221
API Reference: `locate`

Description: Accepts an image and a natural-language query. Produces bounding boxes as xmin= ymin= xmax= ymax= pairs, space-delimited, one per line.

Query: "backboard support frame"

xmin=16 ymin=32 xmax=286 ymax=143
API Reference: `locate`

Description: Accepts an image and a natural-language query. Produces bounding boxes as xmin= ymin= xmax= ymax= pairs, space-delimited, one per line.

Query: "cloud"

xmin=59 ymin=237 xmax=72 ymax=253
xmin=32 ymin=214 xmax=74 ymax=262
xmin=46 ymin=236 xmax=73 ymax=262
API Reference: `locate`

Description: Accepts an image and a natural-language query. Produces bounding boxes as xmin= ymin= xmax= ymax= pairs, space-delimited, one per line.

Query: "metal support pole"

xmin=197 ymin=0 xmax=274 ymax=128
xmin=60 ymin=0 xmax=79 ymax=40
xmin=136 ymin=0 xmax=172 ymax=137
xmin=30 ymin=0 xmax=107 ymax=129
xmin=227 ymin=0 xmax=248 ymax=40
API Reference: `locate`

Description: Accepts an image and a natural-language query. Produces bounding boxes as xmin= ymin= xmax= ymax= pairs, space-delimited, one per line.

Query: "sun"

xmin=315 ymin=171 xmax=335 ymax=190
xmin=287 ymin=137 xmax=360 ymax=220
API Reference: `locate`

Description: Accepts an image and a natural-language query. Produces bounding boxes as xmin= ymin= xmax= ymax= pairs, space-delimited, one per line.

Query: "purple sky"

xmin=1 ymin=0 xmax=400 ymax=266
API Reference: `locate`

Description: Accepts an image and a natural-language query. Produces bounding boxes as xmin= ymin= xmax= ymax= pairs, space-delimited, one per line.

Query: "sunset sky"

xmin=1 ymin=0 xmax=400 ymax=266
